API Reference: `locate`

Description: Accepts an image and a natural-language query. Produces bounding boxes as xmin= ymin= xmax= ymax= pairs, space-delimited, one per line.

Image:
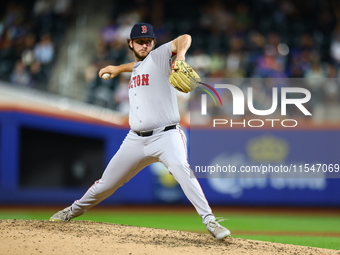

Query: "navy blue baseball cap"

xmin=130 ymin=23 xmax=156 ymax=40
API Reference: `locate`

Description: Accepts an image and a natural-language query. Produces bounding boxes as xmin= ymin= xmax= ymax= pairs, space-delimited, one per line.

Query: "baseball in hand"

xmin=102 ymin=73 xmax=110 ymax=80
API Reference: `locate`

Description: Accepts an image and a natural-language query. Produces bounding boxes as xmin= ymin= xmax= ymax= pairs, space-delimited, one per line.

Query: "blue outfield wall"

xmin=189 ymin=128 xmax=340 ymax=207
xmin=0 ymin=110 xmax=339 ymax=206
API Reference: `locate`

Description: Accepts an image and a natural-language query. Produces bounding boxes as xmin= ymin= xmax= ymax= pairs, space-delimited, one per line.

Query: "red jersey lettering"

xmin=137 ymin=75 xmax=140 ymax=86
xmin=132 ymin=76 xmax=137 ymax=87
xmin=129 ymin=74 xmax=149 ymax=89
xmin=142 ymin=74 xmax=149 ymax=85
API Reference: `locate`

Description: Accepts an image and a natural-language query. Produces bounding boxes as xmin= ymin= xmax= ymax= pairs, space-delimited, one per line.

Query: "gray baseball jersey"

xmin=129 ymin=42 xmax=180 ymax=131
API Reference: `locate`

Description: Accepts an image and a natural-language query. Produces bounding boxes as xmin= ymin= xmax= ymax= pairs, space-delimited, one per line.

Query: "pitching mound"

xmin=0 ymin=219 xmax=338 ymax=255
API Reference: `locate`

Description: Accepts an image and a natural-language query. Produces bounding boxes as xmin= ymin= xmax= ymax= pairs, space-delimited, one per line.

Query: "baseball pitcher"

xmin=50 ymin=22 xmax=230 ymax=240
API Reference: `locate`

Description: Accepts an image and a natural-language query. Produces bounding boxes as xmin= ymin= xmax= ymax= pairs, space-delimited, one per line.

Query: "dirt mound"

xmin=0 ymin=219 xmax=338 ymax=255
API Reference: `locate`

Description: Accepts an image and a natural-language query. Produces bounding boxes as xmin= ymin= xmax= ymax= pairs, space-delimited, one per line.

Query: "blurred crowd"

xmin=1 ymin=0 xmax=340 ymax=121
xmin=0 ymin=0 xmax=72 ymax=90
xmin=85 ymin=0 xmax=340 ymax=120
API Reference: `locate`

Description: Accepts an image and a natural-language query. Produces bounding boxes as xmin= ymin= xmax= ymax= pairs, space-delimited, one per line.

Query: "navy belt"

xmin=134 ymin=125 xmax=177 ymax=137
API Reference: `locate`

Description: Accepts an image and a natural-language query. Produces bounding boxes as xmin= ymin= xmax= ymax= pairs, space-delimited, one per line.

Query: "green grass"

xmin=0 ymin=208 xmax=339 ymax=250
xmin=223 ymin=214 xmax=340 ymax=233
xmin=235 ymin=235 xmax=340 ymax=250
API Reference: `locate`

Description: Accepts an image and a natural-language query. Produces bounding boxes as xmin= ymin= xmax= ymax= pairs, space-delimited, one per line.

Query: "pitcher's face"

xmin=130 ymin=38 xmax=155 ymax=61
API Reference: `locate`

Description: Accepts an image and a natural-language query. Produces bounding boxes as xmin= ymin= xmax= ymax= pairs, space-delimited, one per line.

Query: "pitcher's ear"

xmin=127 ymin=39 xmax=133 ymax=50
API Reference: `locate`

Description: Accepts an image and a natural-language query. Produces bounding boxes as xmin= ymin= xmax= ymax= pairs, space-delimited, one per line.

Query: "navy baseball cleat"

xmin=49 ymin=206 xmax=85 ymax=222
xmin=206 ymin=219 xmax=231 ymax=239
